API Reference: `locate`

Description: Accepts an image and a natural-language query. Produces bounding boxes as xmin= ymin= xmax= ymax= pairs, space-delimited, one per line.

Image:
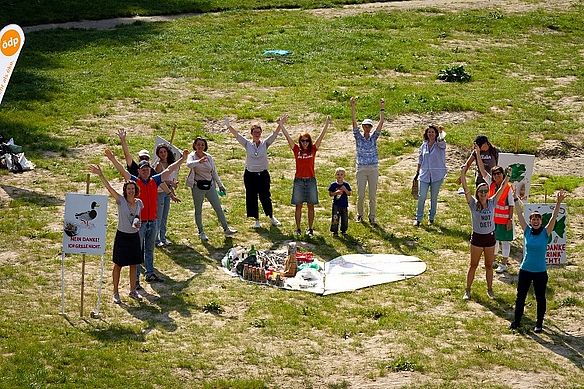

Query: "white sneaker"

xmin=129 ymin=290 xmax=143 ymax=301
xmin=198 ymin=232 xmax=209 ymax=241
xmin=495 ymin=264 xmax=507 ymax=273
xmin=269 ymin=216 xmax=281 ymax=226
xmin=253 ymin=220 xmax=261 ymax=229
xmin=224 ymin=227 xmax=237 ymax=236
xmin=487 ymin=289 xmax=496 ymax=299
xmin=113 ymin=292 xmax=121 ymax=304
xmin=462 ymin=290 xmax=471 ymax=300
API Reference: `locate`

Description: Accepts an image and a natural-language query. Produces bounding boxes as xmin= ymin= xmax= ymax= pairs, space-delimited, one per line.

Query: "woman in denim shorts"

xmin=460 ymin=162 xmax=511 ymax=301
xmin=277 ymin=114 xmax=330 ymax=236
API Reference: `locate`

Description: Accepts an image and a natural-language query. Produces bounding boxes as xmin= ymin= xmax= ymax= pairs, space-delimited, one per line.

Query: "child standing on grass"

xmin=328 ymin=167 xmax=352 ymax=237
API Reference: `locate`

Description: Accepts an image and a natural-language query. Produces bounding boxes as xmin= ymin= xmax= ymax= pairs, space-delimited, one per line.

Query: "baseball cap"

xmin=138 ymin=160 xmax=151 ymax=169
xmin=138 ymin=149 xmax=150 ymax=159
xmin=362 ymin=119 xmax=374 ymax=126
xmin=474 ymin=135 xmax=488 ymax=146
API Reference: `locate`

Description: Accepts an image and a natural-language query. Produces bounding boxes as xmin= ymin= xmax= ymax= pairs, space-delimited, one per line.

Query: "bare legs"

xmin=295 ymin=203 xmax=315 ymax=230
xmin=113 ymin=264 xmax=139 ymax=294
xmin=466 ymin=244 xmax=495 ymax=295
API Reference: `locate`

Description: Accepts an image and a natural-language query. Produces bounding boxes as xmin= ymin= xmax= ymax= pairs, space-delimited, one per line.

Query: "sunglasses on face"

xmin=478 ymin=189 xmax=489 ymax=194
xmin=301 ymin=139 xmax=310 ymax=143
xmin=493 ymin=171 xmax=503 ymax=176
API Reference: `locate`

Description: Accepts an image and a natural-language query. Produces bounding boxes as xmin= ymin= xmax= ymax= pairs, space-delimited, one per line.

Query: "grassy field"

xmin=1 ymin=1 xmax=584 ymax=388
xmin=1 ymin=0 xmax=390 ymax=27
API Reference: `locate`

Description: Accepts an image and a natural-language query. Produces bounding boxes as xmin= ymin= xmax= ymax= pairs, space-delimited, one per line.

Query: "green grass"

xmin=1 ymin=2 xmax=584 ymax=388
xmin=2 ymin=0 xmax=393 ymax=27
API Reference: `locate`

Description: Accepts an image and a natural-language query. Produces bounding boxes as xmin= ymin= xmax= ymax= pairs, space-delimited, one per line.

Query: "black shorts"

xmin=470 ymin=231 xmax=496 ymax=248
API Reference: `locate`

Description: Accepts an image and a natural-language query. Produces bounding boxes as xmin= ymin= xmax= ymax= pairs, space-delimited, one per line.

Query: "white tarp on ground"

xmin=223 ymin=252 xmax=426 ymax=295
xmin=322 ymin=254 xmax=427 ymax=295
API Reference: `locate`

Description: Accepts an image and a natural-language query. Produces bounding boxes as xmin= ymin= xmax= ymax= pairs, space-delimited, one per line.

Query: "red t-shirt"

xmin=293 ymin=144 xmax=318 ymax=178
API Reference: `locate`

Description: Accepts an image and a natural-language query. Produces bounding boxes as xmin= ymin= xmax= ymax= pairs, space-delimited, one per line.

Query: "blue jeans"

xmin=137 ymin=219 xmax=157 ymax=281
xmin=191 ymin=183 xmax=228 ymax=233
xmin=156 ymin=192 xmax=171 ymax=244
xmin=416 ymin=179 xmax=443 ymax=222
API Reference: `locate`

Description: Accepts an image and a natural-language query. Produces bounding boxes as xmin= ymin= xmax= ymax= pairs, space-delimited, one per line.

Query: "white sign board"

xmin=0 ymin=24 xmax=25 ymax=104
xmin=523 ymin=203 xmax=568 ymax=265
xmin=62 ymin=193 xmax=108 ymax=255
xmin=498 ymin=153 xmax=535 ymax=202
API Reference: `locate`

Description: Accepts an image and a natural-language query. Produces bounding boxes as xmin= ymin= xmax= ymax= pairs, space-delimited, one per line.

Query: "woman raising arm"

xmin=278 ymin=114 xmax=330 ymax=236
xmin=510 ymin=189 xmax=567 ymax=332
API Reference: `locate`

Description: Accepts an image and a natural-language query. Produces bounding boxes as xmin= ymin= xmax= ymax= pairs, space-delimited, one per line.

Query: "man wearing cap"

xmin=105 ymin=148 xmax=188 ymax=286
xmin=457 ymin=134 xmax=500 ymax=187
xmin=351 ymin=97 xmax=385 ymax=225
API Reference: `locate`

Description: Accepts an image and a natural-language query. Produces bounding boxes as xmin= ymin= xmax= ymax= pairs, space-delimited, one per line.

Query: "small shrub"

xmin=394 ymin=63 xmax=408 ymax=73
xmin=387 ymin=356 xmax=420 ymax=372
xmin=202 ymin=300 xmax=224 ymax=314
xmin=437 ymin=65 xmax=472 ymax=82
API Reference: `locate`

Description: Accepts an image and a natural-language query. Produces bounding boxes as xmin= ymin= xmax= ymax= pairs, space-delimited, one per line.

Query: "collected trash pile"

xmin=222 ymin=242 xmax=324 ymax=291
xmin=0 ymin=134 xmax=34 ymax=173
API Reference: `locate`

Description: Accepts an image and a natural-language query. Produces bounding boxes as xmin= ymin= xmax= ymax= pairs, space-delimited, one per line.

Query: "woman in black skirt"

xmin=90 ymin=164 xmax=144 ymax=304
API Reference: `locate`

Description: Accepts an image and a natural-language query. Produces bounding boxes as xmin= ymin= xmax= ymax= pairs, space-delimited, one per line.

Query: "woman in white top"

xmin=186 ymin=137 xmax=237 ymax=241
xmin=226 ymin=118 xmax=281 ymax=229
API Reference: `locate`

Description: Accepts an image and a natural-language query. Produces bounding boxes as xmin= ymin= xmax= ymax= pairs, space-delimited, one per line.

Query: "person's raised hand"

xmin=89 ymin=164 xmax=102 ymax=176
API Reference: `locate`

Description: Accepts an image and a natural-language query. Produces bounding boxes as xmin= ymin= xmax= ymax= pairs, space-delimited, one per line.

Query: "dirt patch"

xmin=308 ymin=0 xmax=578 ymax=18
xmin=21 ymin=0 xmax=579 ymax=33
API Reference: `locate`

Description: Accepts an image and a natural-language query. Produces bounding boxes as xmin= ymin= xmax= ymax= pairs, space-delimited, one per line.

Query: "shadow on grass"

xmin=531 ymin=324 xmax=584 ymax=370
xmin=0 ymin=184 xmax=64 ymax=206
xmin=85 ymin=243 xmax=211 ymax=335
xmin=1 ymin=22 xmax=186 ymax=151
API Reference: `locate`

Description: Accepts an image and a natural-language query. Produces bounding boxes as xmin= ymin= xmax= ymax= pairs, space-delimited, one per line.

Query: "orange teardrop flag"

xmin=0 ymin=24 xmax=25 ymax=104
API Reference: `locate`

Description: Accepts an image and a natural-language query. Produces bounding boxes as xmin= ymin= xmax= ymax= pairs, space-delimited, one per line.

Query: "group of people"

xmin=88 ymin=99 xmax=567 ymax=333
xmin=89 ymin=98 xmax=385 ymax=304
xmin=453 ymin=138 xmax=567 ymax=333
